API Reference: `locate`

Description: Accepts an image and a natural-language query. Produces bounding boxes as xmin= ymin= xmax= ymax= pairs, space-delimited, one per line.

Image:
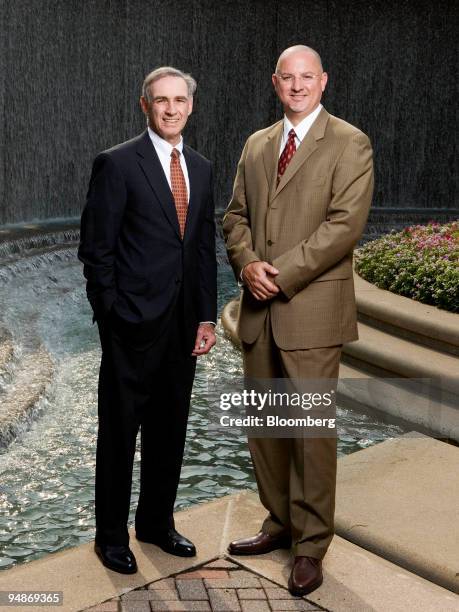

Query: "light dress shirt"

xmin=148 ymin=127 xmax=190 ymax=200
xmin=147 ymin=127 xmax=215 ymax=328
xmin=279 ymin=103 xmax=323 ymax=154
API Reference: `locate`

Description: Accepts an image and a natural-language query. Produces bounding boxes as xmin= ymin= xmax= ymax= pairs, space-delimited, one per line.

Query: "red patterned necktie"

xmin=170 ymin=148 xmax=188 ymax=238
xmin=277 ymin=128 xmax=297 ymax=184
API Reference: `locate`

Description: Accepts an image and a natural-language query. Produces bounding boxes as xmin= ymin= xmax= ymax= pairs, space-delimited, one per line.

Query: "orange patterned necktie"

xmin=170 ymin=148 xmax=188 ymax=238
xmin=277 ymin=128 xmax=297 ymax=184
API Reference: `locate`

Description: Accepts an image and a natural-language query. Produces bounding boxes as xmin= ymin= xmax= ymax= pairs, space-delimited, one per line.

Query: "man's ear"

xmin=187 ymin=97 xmax=193 ymax=116
xmin=140 ymin=96 xmax=148 ymax=114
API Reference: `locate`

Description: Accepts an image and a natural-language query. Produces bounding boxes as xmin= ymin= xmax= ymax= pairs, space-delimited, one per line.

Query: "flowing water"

xmin=0 ymin=248 xmax=405 ymax=569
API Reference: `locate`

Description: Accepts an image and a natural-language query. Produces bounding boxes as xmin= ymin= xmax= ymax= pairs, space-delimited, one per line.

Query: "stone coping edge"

xmin=335 ymin=434 xmax=459 ymax=595
xmin=221 ymin=296 xmax=458 ymax=388
xmin=220 ymin=298 xmax=459 ymax=441
xmin=354 ymin=271 xmax=459 ymax=349
xmin=0 ymin=218 xmax=80 ymax=243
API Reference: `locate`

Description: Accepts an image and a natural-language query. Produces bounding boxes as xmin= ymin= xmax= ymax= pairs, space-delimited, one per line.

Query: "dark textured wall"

xmin=0 ymin=0 xmax=457 ymax=224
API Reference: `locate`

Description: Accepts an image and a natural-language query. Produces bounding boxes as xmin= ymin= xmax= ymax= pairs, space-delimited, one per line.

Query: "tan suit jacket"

xmin=223 ymin=108 xmax=374 ymax=350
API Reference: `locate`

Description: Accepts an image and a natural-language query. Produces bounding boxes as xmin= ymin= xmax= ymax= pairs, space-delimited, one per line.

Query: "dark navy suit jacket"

xmin=78 ymin=130 xmax=217 ymax=351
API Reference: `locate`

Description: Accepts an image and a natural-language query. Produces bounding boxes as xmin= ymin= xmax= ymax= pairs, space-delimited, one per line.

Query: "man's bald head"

xmin=272 ymin=45 xmax=327 ymax=125
xmin=275 ymin=45 xmax=323 ymax=73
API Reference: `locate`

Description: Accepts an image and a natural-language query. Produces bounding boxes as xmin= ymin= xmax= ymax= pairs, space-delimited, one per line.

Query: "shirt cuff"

xmin=199 ymin=321 xmax=216 ymax=326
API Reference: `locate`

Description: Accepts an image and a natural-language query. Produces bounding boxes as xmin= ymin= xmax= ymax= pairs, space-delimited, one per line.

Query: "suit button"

xmin=267 ymin=240 xmax=273 ymax=246
xmin=175 ymin=278 xmax=181 ymax=284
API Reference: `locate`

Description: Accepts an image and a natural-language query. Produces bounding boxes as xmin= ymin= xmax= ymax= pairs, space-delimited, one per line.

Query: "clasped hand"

xmin=242 ymin=261 xmax=280 ymax=301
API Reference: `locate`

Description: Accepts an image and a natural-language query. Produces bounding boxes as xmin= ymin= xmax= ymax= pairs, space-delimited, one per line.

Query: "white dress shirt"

xmin=147 ymin=127 xmax=215 ymax=328
xmin=147 ymin=127 xmax=190 ymax=201
xmin=279 ymin=104 xmax=323 ymax=155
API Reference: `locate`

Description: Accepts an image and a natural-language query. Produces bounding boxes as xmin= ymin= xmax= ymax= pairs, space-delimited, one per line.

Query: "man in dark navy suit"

xmin=78 ymin=67 xmax=217 ymax=574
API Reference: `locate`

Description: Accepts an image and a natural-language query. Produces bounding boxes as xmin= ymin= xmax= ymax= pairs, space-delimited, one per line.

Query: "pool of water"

xmin=0 ymin=248 xmax=405 ymax=569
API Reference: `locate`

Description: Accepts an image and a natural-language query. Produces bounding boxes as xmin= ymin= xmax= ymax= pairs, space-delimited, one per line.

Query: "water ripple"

xmin=0 ymin=256 xmax=405 ymax=569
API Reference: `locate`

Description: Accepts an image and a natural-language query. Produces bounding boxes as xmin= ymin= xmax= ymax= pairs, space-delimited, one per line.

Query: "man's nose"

xmin=165 ymin=103 xmax=177 ymax=115
xmin=291 ymin=77 xmax=304 ymax=91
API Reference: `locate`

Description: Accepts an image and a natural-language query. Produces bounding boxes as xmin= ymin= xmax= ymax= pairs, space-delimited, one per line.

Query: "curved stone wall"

xmin=0 ymin=223 xmax=78 ymax=447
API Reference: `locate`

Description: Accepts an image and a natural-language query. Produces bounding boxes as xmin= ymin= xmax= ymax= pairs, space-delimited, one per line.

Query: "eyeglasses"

xmin=276 ymin=73 xmax=322 ymax=84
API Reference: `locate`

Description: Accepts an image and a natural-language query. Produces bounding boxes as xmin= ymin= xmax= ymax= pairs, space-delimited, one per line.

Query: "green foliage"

xmin=355 ymin=221 xmax=459 ymax=313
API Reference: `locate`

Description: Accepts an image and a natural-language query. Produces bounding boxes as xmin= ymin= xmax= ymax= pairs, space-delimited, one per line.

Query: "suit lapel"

xmin=136 ymin=131 xmax=181 ymax=239
xmin=262 ymin=121 xmax=283 ymax=203
xmin=271 ymin=108 xmax=330 ymax=202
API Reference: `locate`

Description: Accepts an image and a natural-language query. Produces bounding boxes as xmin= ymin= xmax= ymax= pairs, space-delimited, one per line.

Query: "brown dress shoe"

xmin=228 ymin=531 xmax=291 ymax=555
xmin=288 ymin=556 xmax=323 ymax=596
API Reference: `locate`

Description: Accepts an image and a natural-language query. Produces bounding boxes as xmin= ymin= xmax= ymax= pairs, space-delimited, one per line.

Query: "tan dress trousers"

xmin=242 ymin=311 xmax=341 ymax=559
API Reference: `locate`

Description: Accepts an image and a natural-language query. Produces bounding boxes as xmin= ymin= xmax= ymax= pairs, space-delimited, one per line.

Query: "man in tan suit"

xmin=223 ymin=45 xmax=374 ymax=595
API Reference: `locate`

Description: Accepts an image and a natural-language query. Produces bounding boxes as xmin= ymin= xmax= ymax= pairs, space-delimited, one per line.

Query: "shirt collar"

xmin=283 ymin=104 xmax=323 ymax=143
xmin=147 ymin=127 xmax=184 ymax=156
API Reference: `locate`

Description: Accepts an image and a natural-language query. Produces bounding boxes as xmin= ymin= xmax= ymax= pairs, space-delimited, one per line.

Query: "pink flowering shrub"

xmin=355 ymin=221 xmax=459 ymax=312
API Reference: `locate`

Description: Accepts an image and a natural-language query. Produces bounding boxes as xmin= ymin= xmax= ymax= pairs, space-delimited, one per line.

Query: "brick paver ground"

xmin=84 ymin=558 xmax=327 ymax=612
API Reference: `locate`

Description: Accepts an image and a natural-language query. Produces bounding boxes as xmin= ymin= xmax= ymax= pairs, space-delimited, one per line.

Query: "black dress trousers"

xmin=94 ymin=292 xmax=196 ymax=546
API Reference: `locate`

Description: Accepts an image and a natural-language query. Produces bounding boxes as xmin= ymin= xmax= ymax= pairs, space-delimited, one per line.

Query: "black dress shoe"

xmin=94 ymin=543 xmax=138 ymax=574
xmin=136 ymin=528 xmax=196 ymax=557
xmin=228 ymin=531 xmax=291 ymax=555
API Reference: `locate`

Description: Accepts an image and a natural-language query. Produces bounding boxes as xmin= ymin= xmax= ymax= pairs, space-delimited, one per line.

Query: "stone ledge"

xmin=354 ymin=272 xmax=458 ymax=355
xmin=337 ymin=361 xmax=459 ymax=442
xmin=0 ymin=219 xmax=79 ymax=245
xmin=222 ymin=267 xmax=459 ymax=356
xmin=335 ymin=433 xmax=459 ymax=594
xmin=220 ymin=300 xmax=240 ymax=348
xmin=221 ymin=293 xmax=459 ymax=440
xmin=343 ymin=321 xmax=459 ymax=395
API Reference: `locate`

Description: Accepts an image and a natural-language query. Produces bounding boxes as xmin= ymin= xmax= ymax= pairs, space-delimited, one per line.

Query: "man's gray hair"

xmin=142 ymin=67 xmax=197 ymax=101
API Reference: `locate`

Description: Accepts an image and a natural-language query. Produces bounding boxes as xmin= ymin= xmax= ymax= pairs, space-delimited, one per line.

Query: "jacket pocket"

xmin=297 ymin=175 xmax=326 ymax=191
xmin=312 ymin=272 xmax=352 ymax=282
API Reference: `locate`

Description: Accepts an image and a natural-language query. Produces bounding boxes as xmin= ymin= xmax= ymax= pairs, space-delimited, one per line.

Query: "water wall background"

xmin=0 ymin=0 xmax=457 ymax=224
